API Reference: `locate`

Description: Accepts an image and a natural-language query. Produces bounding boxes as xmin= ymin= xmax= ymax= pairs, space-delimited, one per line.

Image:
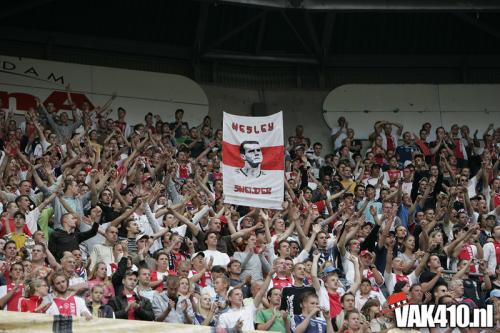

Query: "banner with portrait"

xmin=222 ymin=111 xmax=284 ymax=209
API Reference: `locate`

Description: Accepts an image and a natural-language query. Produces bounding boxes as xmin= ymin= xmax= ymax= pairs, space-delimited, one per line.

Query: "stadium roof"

xmin=1 ymin=0 xmax=500 ymax=88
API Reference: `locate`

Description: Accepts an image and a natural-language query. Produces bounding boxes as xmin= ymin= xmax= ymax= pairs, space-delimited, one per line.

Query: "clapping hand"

xmin=235 ymin=318 xmax=244 ymax=331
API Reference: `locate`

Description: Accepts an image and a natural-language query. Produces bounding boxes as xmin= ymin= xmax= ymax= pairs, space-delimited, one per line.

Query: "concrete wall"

xmin=203 ymin=85 xmax=333 ymax=151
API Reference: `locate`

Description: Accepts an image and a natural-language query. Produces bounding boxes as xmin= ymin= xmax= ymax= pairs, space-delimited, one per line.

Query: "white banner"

xmin=222 ymin=111 xmax=284 ymax=209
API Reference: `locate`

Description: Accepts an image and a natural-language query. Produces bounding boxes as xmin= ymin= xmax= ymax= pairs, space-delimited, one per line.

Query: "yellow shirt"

xmin=341 ymin=179 xmax=357 ymax=193
xmin=8 ymin=232 xmax=28 ymax=249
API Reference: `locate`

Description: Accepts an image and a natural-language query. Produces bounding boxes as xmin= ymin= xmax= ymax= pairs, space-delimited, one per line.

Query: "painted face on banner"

xmin=241 ymin=142 xmax=263 ymax=167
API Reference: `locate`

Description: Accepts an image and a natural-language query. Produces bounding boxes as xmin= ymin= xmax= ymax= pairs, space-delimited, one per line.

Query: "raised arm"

xmin=385 ymin=247 xmax=394 ymax=274
xmin=37 ymin=190 xmax=58 ymax=211
xmin=346 ymin=254 xmax=361 ymax=293
xmin=276 ymin=219 xmax=296 ymax=243
xmin=109 ymin=203 xmax=140 ymax=228
xmin=170 ymin=208 xmax=200 ymax=237
xmin=444 ymin=225 xmax=476 ymax=257
xmin=414 ymin=252 xmax=430 ymax=277
xmin=230 ymin=222 xmax=263 ymax=241
xmin=392 ymin=121 xmax=404 ymax=136
xmin=453 ymin=260 xmax=471 ymax=281
xmin=302 ymin=223 xmax=321 ymax=254
xmin=253 ymin=267 xmax=274 ymax=307
xmin=311 ymin=251 xmax=322 ymax=292
xmin=337 ymin=220 xmax=361 ymax=257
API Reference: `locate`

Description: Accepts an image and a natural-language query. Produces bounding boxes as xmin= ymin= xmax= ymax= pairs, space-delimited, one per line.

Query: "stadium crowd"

xmin=0 ymin=85 xmax=499 ymax=333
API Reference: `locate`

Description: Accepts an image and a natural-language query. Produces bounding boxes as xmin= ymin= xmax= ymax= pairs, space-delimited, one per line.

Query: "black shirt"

xmin=280 ymin=285 xmax=316 ymax=316
xmin=463 ymin=277 xmax=484 ymax=308
xmin=48 ymin=223 xmax=99 ymax=262
xmin=419 ymin=270 xmax=447 ymax=292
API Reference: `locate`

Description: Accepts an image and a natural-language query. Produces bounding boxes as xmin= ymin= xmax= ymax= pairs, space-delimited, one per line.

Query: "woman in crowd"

xmin=18 ymin=278 xmax=50 ymax=313
xmin=232 ymin=234 xmax=269 ymax=282
xmin=194 ymin=292 xmax=218 ymax=326
xmin=87 ymin=261 xmax=115 ymax=304
xmin=398 ymin=235 xmax=418 ymax=273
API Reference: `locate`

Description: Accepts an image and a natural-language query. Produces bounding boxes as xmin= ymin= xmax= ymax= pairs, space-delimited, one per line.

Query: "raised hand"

xmin=181 ymin=300 xmax=188 ymax=312
xmin=167 ymin=299 xmax=176 ymax=311
xmin=206 ymin=256 xmax=214 ymax=271
xmin=312 ymin=250 xmax=321 ymax=261
xmin=423 ymin=292 xmax=432 ymax=304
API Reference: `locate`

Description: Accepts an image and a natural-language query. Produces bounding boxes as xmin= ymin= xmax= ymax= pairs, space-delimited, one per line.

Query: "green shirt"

xmin=38 ymin=207 xmax=54 ymax=240
xmin=255 ymin=308 xmax=286 ymax=333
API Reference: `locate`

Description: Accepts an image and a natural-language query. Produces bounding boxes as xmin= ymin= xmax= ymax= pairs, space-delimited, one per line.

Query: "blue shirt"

xmin=291 ymin=314 xmax=327 ymax=333
xmin=396 ymin=145 xmax=417 ymax=164
xmin=397 ymin=203 xmax=410 ymax=229
xmin=358 ymin=200 xmax=382 ymax=224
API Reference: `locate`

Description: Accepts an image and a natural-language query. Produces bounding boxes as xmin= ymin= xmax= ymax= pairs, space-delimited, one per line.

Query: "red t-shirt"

xmin=328 ymin=291 xmax=342 ymax=318
xmin=53 ymin=295 xmax=77 ymax=317
xmin=453 ymin=138 xmax=465 ymax=159
xmin=0 ymin=217 xmax=32 ymax=238
xmin=190 ymin=270 xmax=211 ymax=288
xmin=395 ymin=274 xmax=410 ymax=284
xmin=493 ymin=193 xmax=500 ymax=208
xmin=386 ymin=169 xmax=401 ymax=185
xmin=19 ymin=295 xmax=44 ymax=313
xmin=125 ymin=293 xmax=136 ymax=320
xmin=4 ymin=283 xmax=23 ymax=311
xmin=272 ymin=274 xmax=293 ymax=290
xmin=172 ymin=251 xmax=186 ymax=271
xmin=494 ymin=241 xmax=500 ymax=266
xmin=458 ymin=244 xmax=477 ymax=273
xmin=386 ymin=135 xmax=396 ymax=152
xmin=151 ymin=271 xmax=168 ymax=291
xmin=178 ymin=164 xmax=190 ymax=179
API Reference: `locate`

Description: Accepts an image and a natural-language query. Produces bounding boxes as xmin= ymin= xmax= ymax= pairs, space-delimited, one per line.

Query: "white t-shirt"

xmin=203 ymin=250 xmax=230 ymax=267
xmin=467 ymin=176 xmax=478 ymax=198
xmin=26 ymin=207 xmax=41 ymax=235
xmin=46 ymin=295 xmax=91 ymax=318
xmin=341 ymin=254 xmax=355 ymax=283
xmin=402 ymin=181 xmax=413 ymax=196
xmin=331 ymin=127 xmax=348 ymax=149
xmin=218 ymin=303 xmax=256 ymax=331
xmin=384 ymin=271 xmax=418 ymax=295
xmin=355 ymin=290 xmax=386 ymax=311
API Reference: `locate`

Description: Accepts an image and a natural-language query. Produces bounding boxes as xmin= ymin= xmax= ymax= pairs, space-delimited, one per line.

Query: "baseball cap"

xmin=191 ymin=252 xmax=205 ymax=260
xmin=360 ymin=250 xmax=373 ymax=258
xmin=323 ymin=266 xmax=342 ymax=275
xmin=403 ymin=160 xmax=413 ymax=168
xmin=487 ymin=289 xmax=500 ymax=303
xmin=333 ymin=221 xmax=344 ymax=231
xmin=135 ymin=233 xmax=150 ymax=242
